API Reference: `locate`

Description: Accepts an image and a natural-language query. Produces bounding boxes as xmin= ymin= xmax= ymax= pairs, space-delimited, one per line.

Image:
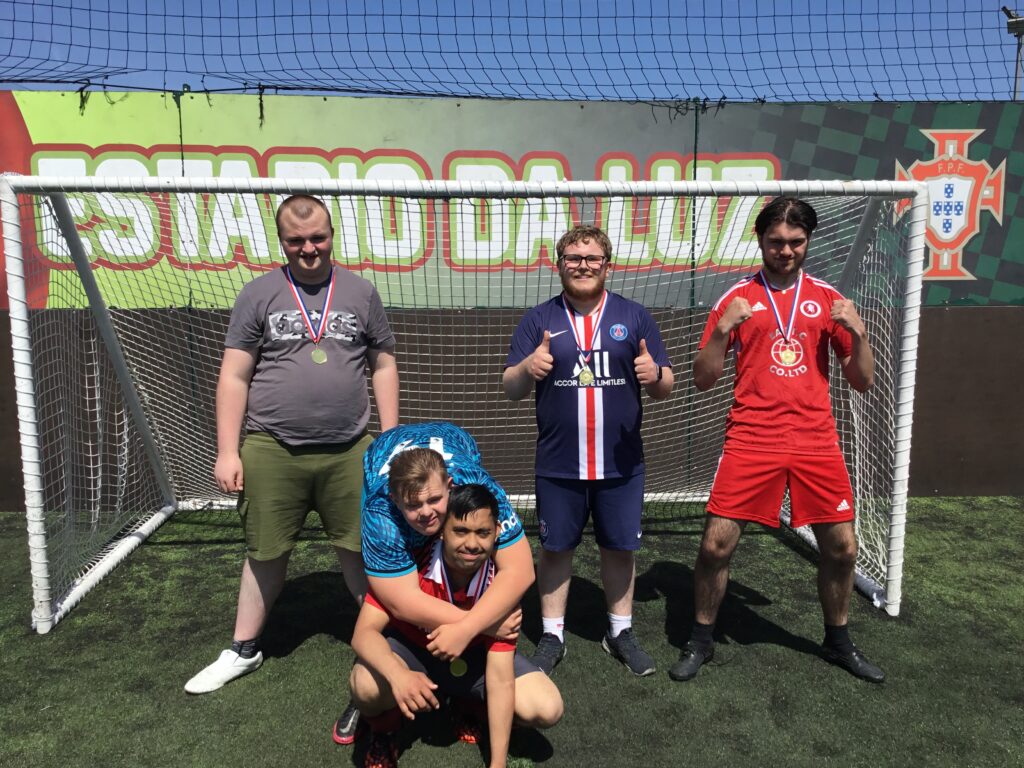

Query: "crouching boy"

xmin=350 ymin=482 xmax=563 ymax=768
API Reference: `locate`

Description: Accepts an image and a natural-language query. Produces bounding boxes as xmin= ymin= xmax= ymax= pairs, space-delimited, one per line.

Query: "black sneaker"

xmin=363 ymin=731 xmax=398 ymax=768
xmin=332 ymin=701 xmax=362 ymax=745
xmin=821 ymin=644 xmax=885 ymax=683
xmin=601 ymin=628 xmax=656 ymax=676
xmin=529 ymin=632 xmax=566 ymax=675
xmin=668 ymin=641 xmax=714 ymax=682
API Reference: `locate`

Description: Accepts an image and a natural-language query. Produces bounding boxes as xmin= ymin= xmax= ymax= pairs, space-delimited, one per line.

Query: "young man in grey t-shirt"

xmin=185 ymin=195 xmax=399 ymax=698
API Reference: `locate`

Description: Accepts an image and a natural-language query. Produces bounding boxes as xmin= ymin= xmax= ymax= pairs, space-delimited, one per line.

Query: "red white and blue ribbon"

xmin=284 ymin=265 xmax=336 ymax=345
xmin=562 ymin=290 xmax=608 ymax=369
xmin=758 ymin=270 xmax=803 ymax=342
xmin=431 ymin=539 xmax=495 ymax=604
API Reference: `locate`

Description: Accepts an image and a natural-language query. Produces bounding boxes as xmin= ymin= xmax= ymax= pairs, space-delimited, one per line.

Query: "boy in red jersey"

xmin=349 ymin=482 xmax=562 ymax=768
xmin=670 ymin=197 xmax=884 ymax=685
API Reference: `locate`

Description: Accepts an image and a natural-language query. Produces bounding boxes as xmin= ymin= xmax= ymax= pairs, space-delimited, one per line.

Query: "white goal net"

xmin=0 ymin=177 xmax=927 ymax=631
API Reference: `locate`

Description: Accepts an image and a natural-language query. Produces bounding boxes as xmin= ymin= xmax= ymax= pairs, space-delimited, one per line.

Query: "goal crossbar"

xmin=1 ymin=176 xmax=928 ymax=631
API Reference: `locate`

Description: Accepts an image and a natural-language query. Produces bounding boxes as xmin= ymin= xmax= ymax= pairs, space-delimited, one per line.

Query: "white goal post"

xmin=0 ymin=176 xmax=928 ymax=632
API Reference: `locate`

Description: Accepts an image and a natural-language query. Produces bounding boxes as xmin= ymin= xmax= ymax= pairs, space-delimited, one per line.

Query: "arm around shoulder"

xmin=367 ymin=572 xmax=467 ymax=628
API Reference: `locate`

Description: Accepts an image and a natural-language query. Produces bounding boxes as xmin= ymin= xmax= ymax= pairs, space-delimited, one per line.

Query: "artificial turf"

xmin=1 ymin=497 xmax=1021 ymax=767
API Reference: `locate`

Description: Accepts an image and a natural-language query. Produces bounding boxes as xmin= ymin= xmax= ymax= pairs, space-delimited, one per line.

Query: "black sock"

xmin=690 ymin=621 xmax=715 ymax=648
xmin=823 ymin=624 xmax=854 ymax=653
xmin=231 ymin=637 xmax=261 ymax=659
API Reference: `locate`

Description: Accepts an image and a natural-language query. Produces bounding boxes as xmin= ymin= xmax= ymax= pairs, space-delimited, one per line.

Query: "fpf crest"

xmin=895 ymin=129 xmax=1004 ymax=280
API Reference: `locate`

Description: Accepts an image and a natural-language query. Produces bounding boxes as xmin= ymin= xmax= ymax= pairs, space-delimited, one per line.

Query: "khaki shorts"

xmin=238 ymin=431 xmax=371 ymax=560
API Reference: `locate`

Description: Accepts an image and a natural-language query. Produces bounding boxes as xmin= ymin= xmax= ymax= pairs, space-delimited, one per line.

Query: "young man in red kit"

xmin=671 ymin=197 xmax=884 ymax=685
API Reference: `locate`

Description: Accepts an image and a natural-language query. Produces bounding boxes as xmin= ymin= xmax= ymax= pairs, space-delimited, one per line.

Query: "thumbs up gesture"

xmin=634 ymin=338 xmax=659 ymax=385
xmin=527 ymin=330 xmax=555 ymax=381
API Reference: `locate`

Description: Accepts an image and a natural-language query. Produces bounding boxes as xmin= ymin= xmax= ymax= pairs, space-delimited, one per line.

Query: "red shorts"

xmin=706 ymin=445 xmax=855 ymax=528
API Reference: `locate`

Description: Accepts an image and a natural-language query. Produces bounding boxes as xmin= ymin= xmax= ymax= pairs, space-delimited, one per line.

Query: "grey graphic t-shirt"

xmin=225 ymin=266 xmax=395 ymax=445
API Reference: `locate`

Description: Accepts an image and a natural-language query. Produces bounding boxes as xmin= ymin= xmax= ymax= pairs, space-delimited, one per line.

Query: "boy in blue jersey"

xmin=504 ymin=225 xmax=674 ymax=677
xmin=334 ymin=423 xmax=535 ymax=744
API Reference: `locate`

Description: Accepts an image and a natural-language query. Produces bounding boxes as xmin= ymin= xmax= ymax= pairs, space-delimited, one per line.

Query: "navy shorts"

xmin=385 ymin=632 xmax=540 ymax=700
xmin=535 ymin=473 xmax=645 ymax=552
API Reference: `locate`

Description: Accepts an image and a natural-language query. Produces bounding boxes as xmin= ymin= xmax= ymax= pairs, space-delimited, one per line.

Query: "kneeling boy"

xmin=350 ymin=484 xmax=563 ymax=768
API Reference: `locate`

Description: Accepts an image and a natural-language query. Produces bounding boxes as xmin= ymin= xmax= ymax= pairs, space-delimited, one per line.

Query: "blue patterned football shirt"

xmin=361 ymin=422 xmax=524 ymax=577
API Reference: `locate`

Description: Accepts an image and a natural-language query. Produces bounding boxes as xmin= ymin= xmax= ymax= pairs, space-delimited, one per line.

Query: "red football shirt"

xmin=699 ymin=270 xmax=853 ymax=453
xmin=365 ymin=539 xmax=515 ymax=653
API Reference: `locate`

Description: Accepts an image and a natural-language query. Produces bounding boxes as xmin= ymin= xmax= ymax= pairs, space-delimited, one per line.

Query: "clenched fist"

xmin=719 ymin=296 xmax=753 ymax=333
xmin=831 ymin=299 xmax=866 ymax=336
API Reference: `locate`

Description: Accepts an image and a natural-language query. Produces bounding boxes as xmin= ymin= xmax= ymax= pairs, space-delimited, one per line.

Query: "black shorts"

xmin=385 ymin=631 xmax=540 ymax=700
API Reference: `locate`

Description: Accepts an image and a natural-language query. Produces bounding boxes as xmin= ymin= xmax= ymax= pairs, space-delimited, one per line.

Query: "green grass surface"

xmin=2 ymin=498 xmax=1022 ymax=767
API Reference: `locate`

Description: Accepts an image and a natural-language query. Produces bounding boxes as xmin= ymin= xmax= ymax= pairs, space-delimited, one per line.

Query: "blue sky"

xmin=0 ymin=0 xmax=1019 ymax=101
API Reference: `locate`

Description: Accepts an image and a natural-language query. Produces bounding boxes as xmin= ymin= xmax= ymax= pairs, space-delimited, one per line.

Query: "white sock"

xmin=542 ymin=616 xmax=565 ymax=642
xmin=608 ymin=613 xmax=632 ymax=638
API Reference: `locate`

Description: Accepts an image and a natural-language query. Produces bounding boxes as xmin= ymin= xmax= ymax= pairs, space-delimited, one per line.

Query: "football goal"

xmin=0 ymin=176 xmax=927 ymax=631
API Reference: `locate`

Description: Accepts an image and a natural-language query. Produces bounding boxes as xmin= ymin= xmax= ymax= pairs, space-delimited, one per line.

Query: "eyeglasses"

xmin=560 ymin=254 xmax=608 ymax=268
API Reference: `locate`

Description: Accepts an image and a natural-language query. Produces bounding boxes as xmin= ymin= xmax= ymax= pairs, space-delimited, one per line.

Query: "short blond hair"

xmin=388 ymin=448 xmax=449 ymax=505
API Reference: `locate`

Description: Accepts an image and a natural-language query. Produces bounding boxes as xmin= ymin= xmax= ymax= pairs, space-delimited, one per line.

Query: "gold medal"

xmin=449 ymin=658 xmax=468 ymax=677
xmin=578 ymin=367 xmax=595 ymax=386
xmin=780 ymin=348 xmax=796 ymax=365
xmin=311 ymin=347 xmax=328 ymax=365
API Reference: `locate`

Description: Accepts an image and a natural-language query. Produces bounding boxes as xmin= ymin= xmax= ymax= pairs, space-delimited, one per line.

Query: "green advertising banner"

xmin=1 ymin=91 xmax=1021 ymax=309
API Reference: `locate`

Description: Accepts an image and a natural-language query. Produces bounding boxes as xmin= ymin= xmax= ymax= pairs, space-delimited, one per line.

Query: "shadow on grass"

xmin=636 ymin=558 xmax=821 ymax=659
xmin=519 ymin=572 xmax=638 ymax=646
xmin=260 ymin=570 xmax=361 ymax=657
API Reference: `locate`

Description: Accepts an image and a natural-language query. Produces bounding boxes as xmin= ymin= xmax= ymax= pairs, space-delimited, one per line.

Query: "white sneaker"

xmin=184 ymin=649 xmax=263 ymax=694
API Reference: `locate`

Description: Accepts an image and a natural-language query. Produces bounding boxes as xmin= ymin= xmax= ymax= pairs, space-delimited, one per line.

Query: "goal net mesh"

xmin=2 ymin=180 xmax=921 ymax=629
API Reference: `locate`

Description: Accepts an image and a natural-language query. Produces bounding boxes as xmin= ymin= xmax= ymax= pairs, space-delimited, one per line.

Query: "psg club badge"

xmin=610 ymin=323 xmax=628 ymax=341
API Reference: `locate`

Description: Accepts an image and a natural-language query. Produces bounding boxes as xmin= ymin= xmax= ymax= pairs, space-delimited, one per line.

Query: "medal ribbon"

xmin=437 ymin=541 xmax=495 ymax=606
xmin=758 ymin=270 xmax=803 ymax=342
xmin=562 ymin=290 xmax=608 ymax=371
xmin=284 ymin=266 xmax=336 ymax=345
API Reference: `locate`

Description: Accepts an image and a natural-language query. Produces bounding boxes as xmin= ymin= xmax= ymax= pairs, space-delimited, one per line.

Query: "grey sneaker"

xmin=332 ymin=700 xmax=362 ymax=745
xmin=601 ymin=628 xmax=656 ymax=677
xmin=529 ymin=632 xmax=566 ymax=675
xmin=668 ymin=641 xmax=714 ymax=682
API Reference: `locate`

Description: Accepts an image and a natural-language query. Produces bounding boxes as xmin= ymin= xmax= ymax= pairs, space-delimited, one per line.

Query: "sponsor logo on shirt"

xmin=552 ymin=351 xmax=626 ymax=387
xmin=498 ymin=512 xmax=520 ymax=536
xmin=751 ymin=301 xmax=768 ymax=312
xmin=769 ymin=334 xmax=808 ymax=378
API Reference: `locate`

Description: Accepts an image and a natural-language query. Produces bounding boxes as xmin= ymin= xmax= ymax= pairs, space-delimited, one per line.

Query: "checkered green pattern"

xmin=698 ymin=102 xmax=1023 ymax=306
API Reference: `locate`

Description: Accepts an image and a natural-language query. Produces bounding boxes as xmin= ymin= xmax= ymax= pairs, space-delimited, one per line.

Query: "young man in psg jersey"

xmin=670 ymin=197 xmax=884 ymax=685
xmin=185 ymin=195 xmax=399 ymax=694
xmin=503 ymin=225 xmax=674 ymax=677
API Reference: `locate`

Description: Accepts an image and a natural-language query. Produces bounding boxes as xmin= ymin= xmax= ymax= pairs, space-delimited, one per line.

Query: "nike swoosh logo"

xmin=548 ymin=330 xmax=569 ymax=338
